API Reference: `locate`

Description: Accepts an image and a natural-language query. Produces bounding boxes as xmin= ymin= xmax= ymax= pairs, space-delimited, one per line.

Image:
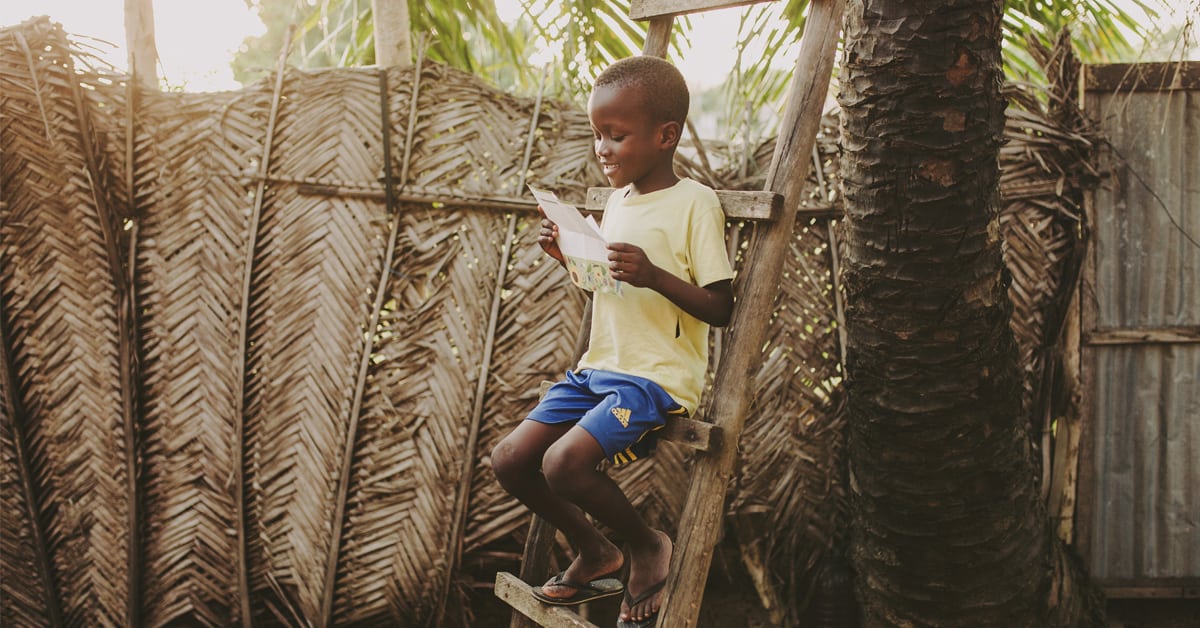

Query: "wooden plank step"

xmin=495 ymin=572 xmax=600 ymax=628
xmin=631 ymin=0 xmax=778 ymax=20
xmin=585 ymin=187 xmax=781 ymax=221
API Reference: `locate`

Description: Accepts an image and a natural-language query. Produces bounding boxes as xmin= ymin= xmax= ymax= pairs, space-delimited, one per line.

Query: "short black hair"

xmin=594 ymin=56 xmax=689 ymax=126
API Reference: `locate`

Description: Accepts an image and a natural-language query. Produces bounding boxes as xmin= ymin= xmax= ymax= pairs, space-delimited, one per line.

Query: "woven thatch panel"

xmin=240 ymin=69 xmax=392 ymax=625
xmin=0 ymin=19 xmax=130 ymax=627
xmin=339 ymin=203 xmax=496 ymax=622
xmin=1 ymin=16 xmax=1096 ymax=627
xmin=0 ymin=390 xmax=52 ymax=625
xmin=132 ymin=80 xmax=272 ymax=628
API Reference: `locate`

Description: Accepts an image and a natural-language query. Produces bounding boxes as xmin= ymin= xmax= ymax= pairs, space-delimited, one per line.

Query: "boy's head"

xmin=594 ymin=56 xmax=689 ymax=127
xmin=588 ymin=56 xmax=689 ymax=192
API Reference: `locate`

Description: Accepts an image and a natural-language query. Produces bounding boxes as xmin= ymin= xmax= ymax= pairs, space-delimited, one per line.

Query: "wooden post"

xmin=372 ymin=0 xmax=413 ymax=68
xmin=123 ymin=0 xmax=158 ymax=89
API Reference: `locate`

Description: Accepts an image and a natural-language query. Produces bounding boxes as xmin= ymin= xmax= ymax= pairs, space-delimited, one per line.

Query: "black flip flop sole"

xmin=531 ymin=575 xmax=624 ymax=606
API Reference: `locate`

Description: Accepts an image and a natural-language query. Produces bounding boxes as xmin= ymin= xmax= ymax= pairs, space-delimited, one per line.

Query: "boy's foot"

xmin=618 ymin=529 xmax=672 ymax=624
xmin=536 ymin=541 xmax=625 ymax=602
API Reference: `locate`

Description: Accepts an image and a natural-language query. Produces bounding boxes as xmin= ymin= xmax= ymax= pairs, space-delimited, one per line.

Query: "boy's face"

xmin=587 ymin=83 xmax=677 ymax=191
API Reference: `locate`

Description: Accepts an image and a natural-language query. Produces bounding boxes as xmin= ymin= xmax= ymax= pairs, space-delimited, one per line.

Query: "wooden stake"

xmin=234 ymin=28 xmax=294 ymax=626
xmin=123 ymin=0 xmax=158 ymax=89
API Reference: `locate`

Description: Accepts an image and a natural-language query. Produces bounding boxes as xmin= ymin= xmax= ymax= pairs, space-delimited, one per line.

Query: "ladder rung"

xmin=662 ymin=414 xmax=718 ymax=451
xmin=495 ymin=572 xmax=600 ymax=628
xmin=631 ymin=0 xmax=777 ymax=20
xmin=585 ymin=187 xmax=781 ymax=221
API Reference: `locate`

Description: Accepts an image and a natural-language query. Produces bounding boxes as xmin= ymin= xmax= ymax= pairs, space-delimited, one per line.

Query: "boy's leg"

xmin=490 ymin=420 xmax=624 ymax=597
xmin=542 ymin=427 xmax=672 ymax=623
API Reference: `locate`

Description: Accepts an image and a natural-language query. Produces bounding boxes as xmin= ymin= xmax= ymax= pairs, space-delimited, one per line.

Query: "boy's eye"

xmin=612 ymin=135 xmax=626 ymax=142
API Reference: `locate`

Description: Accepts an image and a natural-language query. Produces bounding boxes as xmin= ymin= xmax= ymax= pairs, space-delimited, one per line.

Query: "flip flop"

xmin=530 ymin=571 xmax=624 ymax=606
xmin=615 ymin=578 xmax=666 ymax=628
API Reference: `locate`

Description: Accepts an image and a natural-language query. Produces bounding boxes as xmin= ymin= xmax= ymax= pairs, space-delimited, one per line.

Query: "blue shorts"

xmin=527 ymin=369 xmax=686 ymax=466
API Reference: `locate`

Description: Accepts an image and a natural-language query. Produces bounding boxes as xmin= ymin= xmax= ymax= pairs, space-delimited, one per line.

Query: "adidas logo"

xmin=611 ymin=407 xmax=631 ymax=428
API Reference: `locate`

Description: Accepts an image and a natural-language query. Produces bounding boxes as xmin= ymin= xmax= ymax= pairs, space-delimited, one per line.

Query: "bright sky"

xmin=0 ymin=1 xmax=1194 ymax=92
xmin=0 ymin=1 xmax=263 ymax=91
xmin=0 ymin=1 xmax=746 ymax=92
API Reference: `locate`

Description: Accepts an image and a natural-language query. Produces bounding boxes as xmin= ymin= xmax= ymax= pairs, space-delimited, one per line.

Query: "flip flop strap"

xmin=625 ymin=579 xmax=666 ymax=606
xmin=549 ymin=574 xmax=601 ymax=592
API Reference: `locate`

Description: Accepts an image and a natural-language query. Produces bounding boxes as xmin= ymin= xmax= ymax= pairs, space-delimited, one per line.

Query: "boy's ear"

xmin=658 ymin=121 xmax=682 ymax=149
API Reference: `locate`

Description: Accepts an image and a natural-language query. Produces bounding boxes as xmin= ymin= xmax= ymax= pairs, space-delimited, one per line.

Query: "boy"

xmin=491 ymin=56 xmax=734 ymax=627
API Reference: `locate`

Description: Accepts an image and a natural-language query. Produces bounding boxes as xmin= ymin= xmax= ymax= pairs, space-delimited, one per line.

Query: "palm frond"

xmin=0 ymin=18 xmax=130 ymax=627
xmin=133 ymin=82 xmax=273 ymax=626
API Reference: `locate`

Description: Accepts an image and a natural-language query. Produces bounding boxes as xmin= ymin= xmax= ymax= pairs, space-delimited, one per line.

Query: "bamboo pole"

xmin=320 ymin=49 xmax=428 ymax=627
xmin=123 ymin=0 xmax=158 ymax=89
xmin=812 ymin=143 xmax=848 ymax=368
xmin=319 ymin=67 xmax=400 ymax=628
xmin=656 ymin=1 xmax=845 ymax=625
xmin=233 ymin=28 xmax=294 ymax=627
xmin=372 ymin=0 xmax=413 ymax=68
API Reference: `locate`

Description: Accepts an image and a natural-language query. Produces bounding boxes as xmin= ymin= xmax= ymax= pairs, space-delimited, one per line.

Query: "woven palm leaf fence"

xmin=1 ymin=17 xmax=1094 ymax=627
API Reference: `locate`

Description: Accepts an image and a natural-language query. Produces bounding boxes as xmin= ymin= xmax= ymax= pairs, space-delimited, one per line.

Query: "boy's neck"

xmin=628 ymin=164 xmax=680 ymax=197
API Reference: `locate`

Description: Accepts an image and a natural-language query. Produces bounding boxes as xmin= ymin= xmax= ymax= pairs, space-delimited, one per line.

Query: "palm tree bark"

xmin=371 ymin=0 xmax=412 ymax=68
xmin=123 ymin=0 xmax=158 ymax=88
xmin=837 ymin=0 xmax=1104 ymax=624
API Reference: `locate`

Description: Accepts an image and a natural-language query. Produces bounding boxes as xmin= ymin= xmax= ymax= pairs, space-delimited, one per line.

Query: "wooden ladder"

xmin=494 ymin=0 xmax=844 ymax=626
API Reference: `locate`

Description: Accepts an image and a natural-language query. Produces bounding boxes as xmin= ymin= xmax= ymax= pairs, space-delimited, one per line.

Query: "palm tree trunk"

xmin=372 ymin=0 xmax=412 ymax=67
xmin=123 ymin=0 xmax=158 ymax=88
xmin=837 ymin=0 xmax=1104 ymax=624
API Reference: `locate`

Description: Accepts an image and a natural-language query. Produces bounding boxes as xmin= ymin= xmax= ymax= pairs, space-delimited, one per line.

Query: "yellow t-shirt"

xmin=576 ymin=178 xmax=734 ymax=414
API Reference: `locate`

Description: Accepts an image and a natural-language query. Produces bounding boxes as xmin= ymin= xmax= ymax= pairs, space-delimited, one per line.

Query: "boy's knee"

xmin=490 ymin=437 xmax=525 ymax=485
xmin=542 ymin=443 xmax=588 ymax=498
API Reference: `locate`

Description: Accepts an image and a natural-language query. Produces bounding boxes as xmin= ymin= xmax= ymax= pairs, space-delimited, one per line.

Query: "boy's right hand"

xmin=537 ymin=207 xmax=565 ymax=265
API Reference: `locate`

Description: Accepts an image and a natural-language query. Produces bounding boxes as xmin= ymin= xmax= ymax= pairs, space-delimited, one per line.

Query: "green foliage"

xmin=233 ymin=0 xmax=689 ymax=101
xmin=233 ymin=0 xmax=1174 ymax=118
xmin=1002 ymin=0 xmax=1163 ymax=78
xmin=235 ymin=0 xmax=530 ymax=87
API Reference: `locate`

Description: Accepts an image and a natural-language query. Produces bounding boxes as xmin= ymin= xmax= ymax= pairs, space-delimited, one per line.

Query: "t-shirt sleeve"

xmin=689 ymin=198 xmax=735 ymax=288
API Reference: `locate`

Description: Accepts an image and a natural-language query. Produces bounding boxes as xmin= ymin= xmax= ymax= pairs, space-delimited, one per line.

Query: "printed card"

xmin=528 ymin=185 xmax=622 ymax=295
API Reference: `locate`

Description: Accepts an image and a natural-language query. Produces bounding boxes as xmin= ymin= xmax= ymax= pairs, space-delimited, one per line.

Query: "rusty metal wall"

xmin=1084 ymin=69 xmax=1200 ymax=583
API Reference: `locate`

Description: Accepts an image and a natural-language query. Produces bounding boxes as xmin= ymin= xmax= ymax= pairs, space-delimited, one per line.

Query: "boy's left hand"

xmin=607 ymin=242 xmax=657 ymax=288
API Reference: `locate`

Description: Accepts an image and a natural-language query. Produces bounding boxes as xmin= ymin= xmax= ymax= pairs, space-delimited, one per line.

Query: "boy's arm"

xmin=606 ymin=242 xmax=734 ymax=327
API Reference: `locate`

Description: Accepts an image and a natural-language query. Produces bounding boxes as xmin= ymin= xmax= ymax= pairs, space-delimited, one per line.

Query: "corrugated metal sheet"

xmin=1089 ymin=344 xmax=1199 ymax=579
xmin=1086 ymin=81 xmax=1199 ymax=581
xmin=1093 ymin=89 xmax=1199 ymax=328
